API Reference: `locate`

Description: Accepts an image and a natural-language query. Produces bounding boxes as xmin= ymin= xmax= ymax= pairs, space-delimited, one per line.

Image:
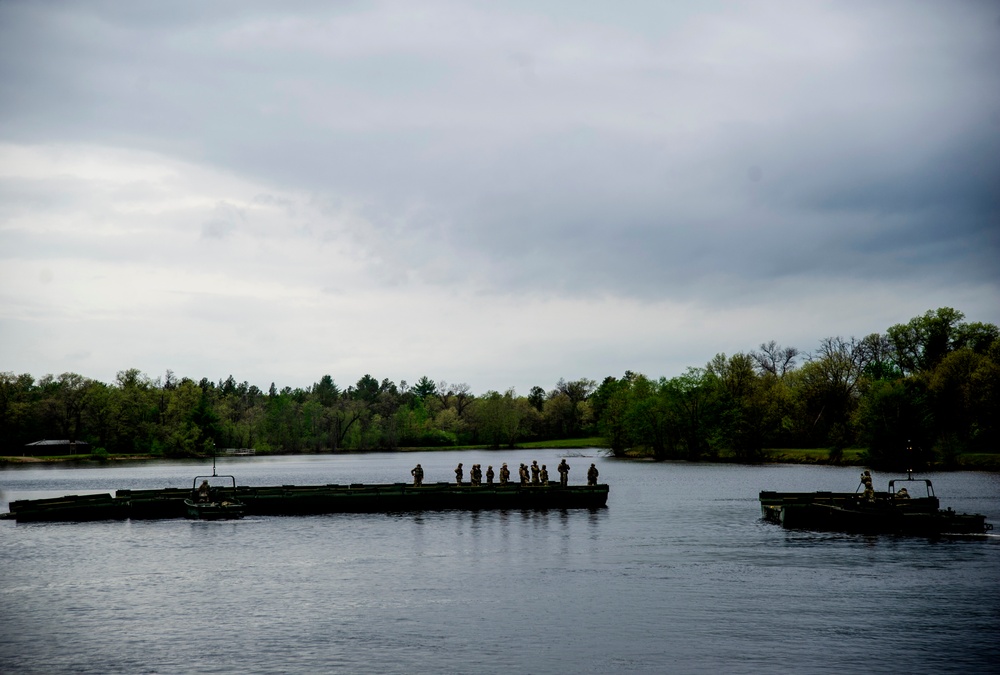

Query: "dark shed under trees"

xmin=24 ymin=440 xmax=90 ymax=456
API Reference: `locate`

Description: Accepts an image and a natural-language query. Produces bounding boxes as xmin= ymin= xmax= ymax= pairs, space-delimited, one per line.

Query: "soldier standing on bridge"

xmin=455 ymin=463 xmax=464 ymax=485
xmin=557 ymin=459 xmax=570 ymax=487
xmin=530 ymin=461 xmax=540 ymax=485
xmin=411 ymin=464 xmax=424 ymax=486
xmin=499 ymin=463 xmax=510 ymax=485
xmin=486 ymin=465 xmax=495 ymax=485
xmin=587 ymin=463 xmax=599 ymax=486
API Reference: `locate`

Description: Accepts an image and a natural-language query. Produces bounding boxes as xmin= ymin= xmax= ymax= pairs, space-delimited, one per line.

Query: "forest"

xmin=2 ymin=308 xmax=998 ymax=469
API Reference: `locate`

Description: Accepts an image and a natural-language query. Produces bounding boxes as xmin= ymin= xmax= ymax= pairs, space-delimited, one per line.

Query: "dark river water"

xmin=1 ymin=450 xmax=998 ymax=675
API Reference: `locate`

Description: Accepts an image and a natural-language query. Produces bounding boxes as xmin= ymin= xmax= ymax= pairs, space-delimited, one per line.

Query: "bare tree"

xmin=450 ymin=383 xmax=474 ymax=418
xmin=807 ymin=336 xmax=875 ymax=397
xmin=752 ymin=341 xmax=799 ymax=377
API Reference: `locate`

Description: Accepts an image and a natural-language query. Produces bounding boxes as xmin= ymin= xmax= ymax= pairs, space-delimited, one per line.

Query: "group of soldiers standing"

xmin=410 ymin=459 xmax=600 ymax=487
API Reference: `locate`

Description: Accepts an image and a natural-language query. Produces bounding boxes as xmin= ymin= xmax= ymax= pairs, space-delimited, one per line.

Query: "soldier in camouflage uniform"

xmin=540 ymin=465 xmax=549 ymax=486
xmin=499 ymin=463 xmax=510 ymax=485
xmin=455 ymin=463 xmax=464 ymax=485
xmin=557 ymin=459 xmax=570 ymax=487
xmin=860 ymin=470 xmax=875 ymax=502
xmin=411 ymin=464 xmax=424 ymax=486
xmin=587 ymin=463 xmax=599 ymax=486
xmin=486 ymin=465 xmax=495 ymax=485
xmin=530 ymin=461 xmax=540 ymax=485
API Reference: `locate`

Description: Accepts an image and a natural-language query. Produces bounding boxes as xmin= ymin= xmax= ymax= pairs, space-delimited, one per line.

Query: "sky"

xmin=1 ymin=0 xmax=998 ymax=396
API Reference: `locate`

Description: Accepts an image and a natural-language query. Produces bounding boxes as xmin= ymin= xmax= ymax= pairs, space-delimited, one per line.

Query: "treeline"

xmin=1 ymin=308 xmax=997 ymax=468
xmin=0 ymin=368 xmax=597 ymax=459
xmin=591 ymin=307 xmax=998 ymax=468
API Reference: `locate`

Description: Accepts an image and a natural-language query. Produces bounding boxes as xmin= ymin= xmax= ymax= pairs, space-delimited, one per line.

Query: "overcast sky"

xmin=1 ymin=1 xmax=998 ymax=395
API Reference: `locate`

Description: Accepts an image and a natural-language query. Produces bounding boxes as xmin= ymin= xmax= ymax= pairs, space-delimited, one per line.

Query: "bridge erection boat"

xmin=759 ymin=472 xmax=992 ymax=536
xmin=185 ymin=472 xmax=245 ymax=521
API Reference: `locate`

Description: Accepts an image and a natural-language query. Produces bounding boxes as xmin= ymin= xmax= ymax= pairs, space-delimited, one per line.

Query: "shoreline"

xmin=3 ymin=447 xmax=998 ymax=471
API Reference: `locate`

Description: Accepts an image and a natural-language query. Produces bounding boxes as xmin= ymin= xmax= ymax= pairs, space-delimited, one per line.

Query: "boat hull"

xmin=759 ymin=490 xmax=991 ymax=535
xmin=5 ymin=493 xmax=129 ymax=523
xmin=5 ymin=483 xmax=609 ymax=522
xmin=235 ymin=483 xmax=609 ymax=515
xmin=184 ymin=499 xmax=245 ymax=521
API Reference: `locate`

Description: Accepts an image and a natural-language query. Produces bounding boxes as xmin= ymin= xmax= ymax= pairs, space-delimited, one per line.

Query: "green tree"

xmin=0 ymin=372 xmax=36 ymax=453
xmin=627 ymin=374 xmax=676 ymax=459
xmin=411 ymin=376 xmax=437 ymax=400
xmin=352 ymin=374 xmax=381 ymax=403
xmin=661 ymin=368 xmax=718 ymax=460
xmin=37 ymin=372 xmax=91 ymax=444
xmin=927 ymin=344 xmax=1000 ymax=457
xmin=162 ymin=380 xmax=205 ymax=457
xmin=528 ymin=386 xmax=546 ymax=412
xmin=887 ymin=307 xmax=998 ymax=375
xmin=854 ymin=378 xmax=933 ymax=469
xmin=591 ymin=374 xmax=636 ymax=456
xmin=708 ymin=353 xmax=770 ymax=461
xmin=472 ymin=389 xmax=531 ymax=448
xmin=312 ymin=375 xmax=340 ymax=407
xmin=549 ymin=378 xmax=596 ymax=437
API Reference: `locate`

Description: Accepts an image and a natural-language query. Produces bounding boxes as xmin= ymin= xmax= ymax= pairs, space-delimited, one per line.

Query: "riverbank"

xmin=618 ymin=447 xmax=1000 ymax=471
xmin=3 ymin=443 xmax=998 ymax=470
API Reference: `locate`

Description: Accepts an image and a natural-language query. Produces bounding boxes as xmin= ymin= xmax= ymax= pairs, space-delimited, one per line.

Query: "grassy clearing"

xmin=0 ymin=454 xmax=92 ymax=464
xmin=0 ymin=453 xmax=156 ymax=464
xmin=762 ymin=448 xmax=866 ymax=465
xmin=760 ymin=448 xmax=1000 ymax=470
xmin=516 ymin=437 xmax=607 ymax=450
xmin=399 ymin=438 xmax=607 ymax=452
xmin=953 ymin=454 xmax=1000 ymax=471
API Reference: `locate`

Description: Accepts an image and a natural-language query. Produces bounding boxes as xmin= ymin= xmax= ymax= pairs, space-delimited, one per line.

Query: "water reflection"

xmin=1 ymin=452 xmax=997 ymax=675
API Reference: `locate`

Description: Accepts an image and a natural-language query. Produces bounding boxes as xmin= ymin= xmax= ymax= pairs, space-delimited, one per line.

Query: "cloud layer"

xmin=1 ymin=1 xmax=998 ymax=393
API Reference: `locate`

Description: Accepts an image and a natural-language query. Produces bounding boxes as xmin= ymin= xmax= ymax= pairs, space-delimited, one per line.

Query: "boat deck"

xmin=4 ymin=482 xmax=610 ymax=522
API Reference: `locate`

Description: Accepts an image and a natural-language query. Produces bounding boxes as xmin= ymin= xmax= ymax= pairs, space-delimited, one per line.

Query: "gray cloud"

xmin=1 ymin=0 xmax=998 ymax=390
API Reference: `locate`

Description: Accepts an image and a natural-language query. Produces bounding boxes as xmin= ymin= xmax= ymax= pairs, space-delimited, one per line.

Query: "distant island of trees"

xmin=2 ymin=308 xmax=997 ymax=470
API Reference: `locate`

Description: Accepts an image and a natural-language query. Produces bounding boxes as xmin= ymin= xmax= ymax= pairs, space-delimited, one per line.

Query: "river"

xmin=1 ymin=450 xmax=998 ymax=674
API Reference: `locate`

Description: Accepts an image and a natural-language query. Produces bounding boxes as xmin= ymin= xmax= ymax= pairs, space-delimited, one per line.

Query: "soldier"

xmin=860 ymin=470 xmax=874 ymax=502
xmin=557 ymin=459 xmax=570 ymax=487
xmin=519 ymin=463 xmax=529 ymax=485
xmin=587 ymin=463 xmax=599 ymax=486
xmin=455 ymin=462 xmax=464 ymax=485
xmin=471 ymin=464 xmax=482 ymax=486
xmin=895 ymin=487 xmax=910 ymax=499
xmin=531 ymin=461 xmax=540 ymax=485
xmin=486 ymin=465 xmax=495 ymax=485
xmin=540 ymin=465 xmax=549 ymax=486
xmin=411 ymin=463 xmax=424 ymax=486
xmin=197 ymin=480 xmax=211 ymax=503
xmin=499 ymin=463 xmax=510 ymax=485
